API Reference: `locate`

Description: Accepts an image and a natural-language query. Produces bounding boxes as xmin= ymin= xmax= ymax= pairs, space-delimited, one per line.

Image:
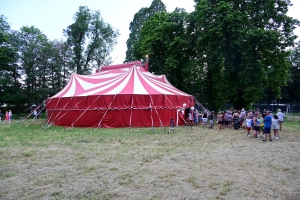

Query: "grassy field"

xmin=0 ymin=119 xmax=299 ymax=200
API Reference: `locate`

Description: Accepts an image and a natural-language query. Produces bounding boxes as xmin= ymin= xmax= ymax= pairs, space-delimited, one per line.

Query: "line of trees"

xmin=1 ymin=1 xmax=300 ymax=113
xmin=128 ymin=0 xmax=300 ymax=111
xmin=0 ymin=6 xmax=118 ymax=113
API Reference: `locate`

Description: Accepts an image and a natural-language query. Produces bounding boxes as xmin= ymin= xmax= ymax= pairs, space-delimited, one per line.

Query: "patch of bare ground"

xmin=0 ymin=122 xmax=299 ymax=199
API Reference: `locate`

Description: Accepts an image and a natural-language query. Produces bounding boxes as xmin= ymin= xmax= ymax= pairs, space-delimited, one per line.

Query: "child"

xmin=168 ymin=118 xmax=175 ymax=134
xmin=4 ymin=111 xmax=9 ymax=123
xmin=33 ymin=110 xmax=37 ymax=119
xmin=245 ymin=115 xmax=252 ymax=136
xmin=272 ymin=115 xmax=280 ymax=139
xmin=252 ymin=114 xmax=260 ymax=139
xmin=259 ymin=115 xmax=264 ymax=138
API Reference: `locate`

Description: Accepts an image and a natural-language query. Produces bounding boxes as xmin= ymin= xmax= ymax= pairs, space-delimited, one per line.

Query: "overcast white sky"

xmin=0 ymin=0 xmax=299 ymax=65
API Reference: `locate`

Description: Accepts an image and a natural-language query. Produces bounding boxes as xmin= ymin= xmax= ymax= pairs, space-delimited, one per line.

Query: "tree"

xmin=133 ymin=9 xmax=199 ymax=93
xmin=284 ymin=42 xmax=300 ymax=102
xmin=48 ymin=39 xmax=73 ymax=96
xmin=0 ymin=15 xmax=25 ymax=112
xmin=17 ymin=26 xmax=51 ymax=105
xmin=124 ymin=0 xmax=166 ymax=62
xmin=193 ymin=0 xmax=299 ymax=109
xmin=64 ymin=6 xmax=119 ymax=74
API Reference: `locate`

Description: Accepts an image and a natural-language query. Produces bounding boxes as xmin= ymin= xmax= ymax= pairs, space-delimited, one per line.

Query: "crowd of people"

xmin=186 ymin=108 xmax=285 ymax=141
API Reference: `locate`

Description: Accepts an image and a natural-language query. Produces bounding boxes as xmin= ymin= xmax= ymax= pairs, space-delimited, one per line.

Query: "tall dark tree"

xmin=18 ymin=26 xmax=51 ymax=105
xmin=64 ymin=6 xmax=119 ymax=74
xmin=124 ymin=0 xmax=166 ymax=62
xmin=48 ymin=39 xmax=73 ymax=96
xmin=84 ymin=10 xmax=119 ymax=70
xmin=193 ymin=0 xmax=299 ymax=110
xmin=133 ymin=9 xmax=198 ymax=93
xmin=0 ymin=15 xmax=25 ymax=112
xmin=284 ymin=42 xmax=300 ymax=102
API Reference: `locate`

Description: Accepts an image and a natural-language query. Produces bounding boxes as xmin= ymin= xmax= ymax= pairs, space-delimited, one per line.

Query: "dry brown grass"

xmin=0 ymin=120 xmax=300 ymax=199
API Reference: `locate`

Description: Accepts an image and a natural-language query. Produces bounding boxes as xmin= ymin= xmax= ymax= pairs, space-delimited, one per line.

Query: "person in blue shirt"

xmin=262 ymin=111 xmax=273 ymax=141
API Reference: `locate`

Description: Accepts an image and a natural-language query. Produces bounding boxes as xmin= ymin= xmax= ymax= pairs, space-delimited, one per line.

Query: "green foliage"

xmin=284 ymin=42 xmax=300 ymax=102
xmin=0 ymin=7 xmax=119 ymax=111
xmin=0 ymin=15 xmax=25 ymax=111
xmin=134 ymin=10 xmax=198 ymax=92
xmin=131 ymin=0 xmax=299 ymax=110
xmin=64 ymin=6 xmax=119 ymax=74
xmin=124 ymin=0 xmax=166 ymax=62
xmin=193 ymin=0 xmax=298 ymax=109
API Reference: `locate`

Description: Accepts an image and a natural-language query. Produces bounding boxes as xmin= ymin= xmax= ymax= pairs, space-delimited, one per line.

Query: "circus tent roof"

xmin=50 ymin=61 xmax=190 ymax=98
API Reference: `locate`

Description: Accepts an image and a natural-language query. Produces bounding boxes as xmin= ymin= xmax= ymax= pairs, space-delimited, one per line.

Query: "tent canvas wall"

xmin=46 ymin=62 xmax=194 ymax=128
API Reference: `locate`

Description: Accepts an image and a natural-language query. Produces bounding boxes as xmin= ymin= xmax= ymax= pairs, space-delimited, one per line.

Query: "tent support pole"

xmin=46 ymin=95 xmax=89 ymax=129
xmin=66 ymin=95 xmax=101 ymax=130
xmin=21 ymin=100 xmax=47 ymax=125
xmin=149 ymin=95 xmax=164 ymax=129
xmin=129 ymin=93 xmax=133 ymax=129
xmin=25 ymin=103 xmax=47 ymax=128
xmin=45 ymin=97 xmax=61 ymax=126
xmin=47 ymin=96 xmax=74 ymax=128
xmin=150 ymin=104 xmax=154 ymax=132
xmin=96 ymin=94 xmax=117 ymax=129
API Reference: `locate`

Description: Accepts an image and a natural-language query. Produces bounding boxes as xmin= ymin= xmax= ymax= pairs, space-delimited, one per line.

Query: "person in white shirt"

xmin=8 ymin=110 xmax=12 ymax=122
xmin=276 ymin=109 xmax=284 ymax=131
xmin=33 ymin=110 xmax=37 ymax=119
xmin=272 ymin=115 xmax=280 ymax=139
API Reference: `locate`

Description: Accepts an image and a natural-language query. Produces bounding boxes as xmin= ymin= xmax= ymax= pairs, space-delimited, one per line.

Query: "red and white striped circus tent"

xmin=46 ymin=61 xmax=194 ymax=128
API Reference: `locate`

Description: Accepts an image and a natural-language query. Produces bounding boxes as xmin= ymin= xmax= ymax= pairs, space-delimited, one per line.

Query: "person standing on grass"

xmin=252 ymin=113 xmax=260 ymax=139
xmin=262 ymin=109 xmax=267 ymax=118
xmin=194 ymin=110 xmax=199 ymax=126
xmin=168 ymin=118 xmax=175 ymax=134
xmin=208 ymin=111 xmax=215 ymax=129
xmin=277 ymin=109 xmax=284 ymax=131
xmin=217 ymin=112 xmax=223 ymax=130
xmin=188 ymin=110 xmax=193 ymax=129
xmin=8 ymin=110 xmax=12 ymax=122
xmin=262 ymin=111 xmax=272 ymax=141
xmin=224 ymin=111 xmax=229 ymax=128
xmin=221 ymin=111 xmax=226 ymax=129
xmin=245 ymin=115 xmax=252 ymax=136
xmin=240 ymin=109 xmax=246 ymax=128
xmin=272 ymin=115 xmax=280 ymax=139
xmin=4 ymin=111 xmax=9 ymax=123
xmin=233 ymin=112 xmax=240 ymax=130
xmin=227 ymin=111 xmax=233 ymax=128
xmin=0 ymin=110 xmax=2 ymax=122
xmin=198 ymin=112 xmax=203 ymax=126
xmin=33 ymin=110 xmax=37 ymax=119
xmin=258 ymin=114 xmax=264 ymax=137
xmin=202 ymin=112 xmax=208 ymax=126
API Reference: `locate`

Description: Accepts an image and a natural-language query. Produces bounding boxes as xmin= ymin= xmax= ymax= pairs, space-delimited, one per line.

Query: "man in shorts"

xmin=262 ymin=111 xmax=272 ymax=141
xmin=277 ymin=109 xmax=284 ymax=131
